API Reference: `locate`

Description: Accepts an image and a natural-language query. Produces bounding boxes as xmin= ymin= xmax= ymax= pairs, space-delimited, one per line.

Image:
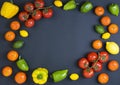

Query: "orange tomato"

xmin=98 ymin=73 xmax=109 ymax=84
xmin=4 ymin=31 xmax=15 ymax=42
xmin=10 ymin=21 xmax=20 ymax=31
xmin=14 ymin=72 xmax=27 ymax=84
xmin=94 ymin=6 xmax=105 ymax=16
xmin=108 ymin=60 xmax=119 ymax=71
xmin=100 ymin=16 xmax=111 ymax=26
xmin=7 ymin=50 xmax=19 ymax=62
xmin=108 ymin=23 xmax=119 ymax=34
xmin=2 ymin=66 xmax=13 ymax=77
xmin=92 ymin=39 xmax=103 ymax=50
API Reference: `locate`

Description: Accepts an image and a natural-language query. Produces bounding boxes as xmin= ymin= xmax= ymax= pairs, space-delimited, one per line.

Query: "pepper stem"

xmin=10 ymin=0 xmax=14 ymax=4
xmin=37 ymin=74 xmax=43 ymax=79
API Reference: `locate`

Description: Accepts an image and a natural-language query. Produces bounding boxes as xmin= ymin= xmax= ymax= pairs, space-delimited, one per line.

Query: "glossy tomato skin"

xmin=92 ymin=61 xmax=103 ymax=72
xmin=25 ymin=18 xmax=35 ymax=28
xmin=24 ymin=2 xmax=34 ymax=12
xmin=18 ymin=11 xmax=29 ymax=21
xmin=87 ymin=52 xmax=98 ymax=62
xmin=78 ymin=58 xmax=89 ymax=69
xmin=83 ymin=68 xmax=94 ymax=78
xmin=32 ymin=10 xmax=42 ymax=20
xmin=99 ymin=51 xmax=109 ymax=63
xmin=42 ymin=8 xmax=53 ymax=18
xmin=34 ymin=0 xmax=45 ymax=8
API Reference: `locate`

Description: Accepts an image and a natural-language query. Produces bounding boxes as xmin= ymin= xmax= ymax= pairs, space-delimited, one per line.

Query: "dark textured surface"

xmin=0 ymin=0 xmax=120 ymax=85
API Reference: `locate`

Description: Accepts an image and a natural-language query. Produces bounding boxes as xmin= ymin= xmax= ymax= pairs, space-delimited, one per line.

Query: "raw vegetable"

xmin=69 ymin=73 xmax=79 ymax=81
xmin=54 ymin=0 xmax=63 ymax=7
xmin=78 ymin=57 xmax=89 ymax=69
xmin=2 ymin=66 xmax=13 ymax=77
xmin=87 ymin=52 xmax=98 ymax=62
xmin=80 ymin=1 xmax=93 ymax=13
xmin=98 ymin=73 xmax=109 ymax=84
xmin=32 ymin=68 xmax=48 ymax=85
xmin=16 ymin=57 xmax=29 ymax=71
xmin=51 ymin=69 xmax=68 ymax=82
xmin=14 ymin=72 xmax=27 ymax=84
xmin=92 ymin=39 xmax=103 ymax=50
xmin=108 ymin=3 xmax=119 ymax=16
xmin=63 ymin=0 xmax=77 ymax=11
xmin=13 ymin=40 xmax=24 ymax=49
xmin=10 ymin=21 xmax=20 ymax=31
xmin=83 ymin=68 xmax=94 ymax=78
xmin=92 ymin=61 xmax=102 ymax=72
xmin=95 ymin=25 xmax=105 ymax=34
xmin=34 ymin=0 xmax=45 ymax=8
xmin=94 ymin=6 xmax=104 ymax=16
xmin=4 ymin=31 xmax=15 ymax=42
xmin=100 ymin=16 xmax=111 ymax=26
xmin=42 ymin=8 xmax=53 ymax=18
xmin=99 ymin=51 xmax=109 ymax=63
xmin=106 ymin=41 xmax=119 ymax=55
xmin=19 ymin=30 xmax=29 ymax=38
xmin=7 ymin=50 xmax=19 ymax=62
xmin=108 ymin=60 xmax=119 ymax=71
xmin=102 ymin=32 xmax=111 ymax=40
xmin=24 ymin=2 xmax=34 ymax=13
xmin=0 ymin=0 xmax=19 ymax=19
xmin=108 ymin=23 xmax=119 ymax=34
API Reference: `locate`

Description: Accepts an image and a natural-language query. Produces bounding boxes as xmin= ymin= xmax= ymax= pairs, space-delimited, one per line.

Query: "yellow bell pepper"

xmin=0 ymin=1 xmax=19 ymax=19
xmin=32 ymin=68 xmax=48 ymax=85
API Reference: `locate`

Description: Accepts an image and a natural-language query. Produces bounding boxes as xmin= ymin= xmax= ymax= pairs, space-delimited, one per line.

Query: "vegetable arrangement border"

xmin=0 ymin=0 xmax=120 ymax=85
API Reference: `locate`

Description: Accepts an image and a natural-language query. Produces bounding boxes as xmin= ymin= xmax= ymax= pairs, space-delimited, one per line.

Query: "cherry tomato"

xmin=99 ymin=51 xmax=109 ymax=63
xmin=24 ymin=2 xmax=34 ymax=12
xmin=25 ymin=18 xmax=35 ymax=28
xmin=42 ymin=8 xmax=53 ymax=18
xmin=34 ymin=0 xmax=45 ymax=8
xmin=87 ymin=52 xmax=98 ymax=62
xmin=18 ymin=11 xmax=29 ymax=21
xmin=83 ymin=68 xmax=94 ymax=78
xmin=32 ymin=10 xmax=42 ymax=20
xmin=92 ymin=61 xmax=103 ymax=72
xmin=78 ymin=58 xmax=89 ymax=69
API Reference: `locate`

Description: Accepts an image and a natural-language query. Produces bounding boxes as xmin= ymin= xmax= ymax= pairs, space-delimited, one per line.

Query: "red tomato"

xmin=24 ymin=2 xmax=34 ymax=12
xmin=18 ymin=11 xmax=29 ymax=21
xmin=32 ymin=10 xmax=42 ymax=20
xmin=83 ymin=68 xmax=94 ymax=78
xmin=34 ymin=0 xmax=45 ymax=8
xmin=78 ymin=58 xmax=89 ymax=69
xmin=99 ymin=51 xmax=109 ymax=63
xmin=87 ymin=52 xmax=98 ymax=62
xmin=92 ymin=61 xmax=103 ymax=72
xmin=25 ymin=18 xmax=35 ymax=28
xmin=42 ymin=8 xmax=53 ymax=18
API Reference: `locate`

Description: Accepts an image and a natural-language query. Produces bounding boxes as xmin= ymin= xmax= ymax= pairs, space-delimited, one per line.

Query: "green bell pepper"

xmin=108 ymin=3 xmax=119 ymax=16
xmin=16 ymin=56 xmax=29 ymax=71
xmin=80 ymin=1 xmax=93 ymax=13
xmin=63 ymin=0 xmax=77 ymax=11
xmin=51 ymin=69 xmax=68 ymax=83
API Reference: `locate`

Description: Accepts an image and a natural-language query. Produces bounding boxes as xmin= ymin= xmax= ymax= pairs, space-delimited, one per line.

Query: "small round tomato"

xmin=78 ymin=58 xmax=89 ymax=69
xmin=18 ymin=11 xmax=29 ymax=21
xmin=24 ymin=2 xmax=34 ymax=12
xmin=99 ymin=51 xmax=109 ymax=63
xmin=34 ymin=0 xmax=45 ymax=8
xmin=42 ymin=8 xmax=53 ymax=18
xmin=83 ymin=68 xmax=94 ymax=78
xmin=32 ymin=10 xmax=42 ymax=20
xmin=25 ymin=18 xmax=35 ymax=28
xmin=92 ymin=61 xmax=103 ymax=72
xmin=87 ymin=52 xmax=98 ymax=62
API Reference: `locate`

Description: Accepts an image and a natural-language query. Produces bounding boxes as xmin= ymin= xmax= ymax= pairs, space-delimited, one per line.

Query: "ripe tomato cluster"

xmin=78 ymin=51 xmax=109 ymax=78
xmin=18 ymin=0 xmax=53 ymax=28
